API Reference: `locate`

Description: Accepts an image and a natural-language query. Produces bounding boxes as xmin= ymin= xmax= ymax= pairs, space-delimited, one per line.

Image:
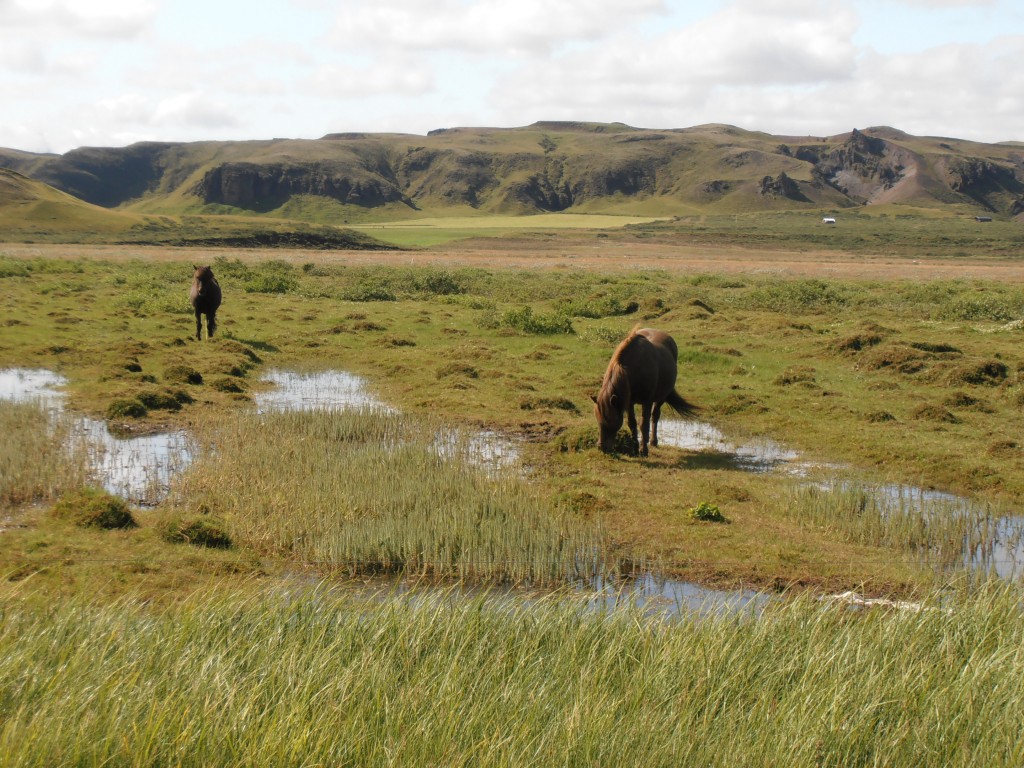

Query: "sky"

xmin=1 ymin=0 xmax=1022 ymax=155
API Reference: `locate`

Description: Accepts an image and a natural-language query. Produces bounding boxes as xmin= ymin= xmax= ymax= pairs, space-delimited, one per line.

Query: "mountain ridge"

xmin=2 ymin=123 xmax=1023 ymax=223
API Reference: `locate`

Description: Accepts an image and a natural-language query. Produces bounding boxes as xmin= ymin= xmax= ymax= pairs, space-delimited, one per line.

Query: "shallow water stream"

xmin=5 ymin=365 xmax=1019 ymax=616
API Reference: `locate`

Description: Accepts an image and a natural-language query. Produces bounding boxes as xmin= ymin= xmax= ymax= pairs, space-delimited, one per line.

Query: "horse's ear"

xmin=192 ymin=264 xmax=197 ymax=270
xmin=590 ymin=394 xmax=598 ymax=404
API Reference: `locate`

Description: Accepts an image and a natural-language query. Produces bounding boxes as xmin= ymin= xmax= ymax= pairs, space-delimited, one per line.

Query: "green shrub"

xmin=243 ymin=273 xmax=299 ymax=294
xmin=500 ymin=307 xmax=574 ymax=335
xmin=52 ymin=487 xmax=136 ymax=529
xmin=342 ymin=284 xmax=397 ymax=302
xmin=743 ymin=279 xmax=852 ymax=313
xmin=556 ymin=296 xmax=639 ymax=319
xmin=688 ymin=501 xmax=728 ymax=523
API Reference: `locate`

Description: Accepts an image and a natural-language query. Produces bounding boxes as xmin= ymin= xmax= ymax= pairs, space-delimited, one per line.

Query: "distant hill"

xmin=2 ymin=123 xmax=1023 ymax=225
xmin=0 ymin=167 xmax=139 ymax=236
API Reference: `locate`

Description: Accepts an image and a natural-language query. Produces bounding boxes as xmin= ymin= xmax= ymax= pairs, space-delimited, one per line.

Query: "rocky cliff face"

xmin=805 ymin=129 xmax=914 ymax=203
xmin=193 ymin=161 xmax=408 ymax=210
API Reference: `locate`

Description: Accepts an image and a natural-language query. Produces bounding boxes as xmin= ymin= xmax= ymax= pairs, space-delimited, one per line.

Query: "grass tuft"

xmin=52 ymin=487 xmax=136 ymax=529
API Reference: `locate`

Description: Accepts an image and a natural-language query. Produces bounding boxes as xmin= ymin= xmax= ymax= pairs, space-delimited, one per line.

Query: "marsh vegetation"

xmin=1 ymin=235 xmax=1024 ymax=764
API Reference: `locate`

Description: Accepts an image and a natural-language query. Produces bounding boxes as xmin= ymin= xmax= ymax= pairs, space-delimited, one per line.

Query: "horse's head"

xmin=591 ymin=392 xmax=623 ymax=453
xmin=193 ymin=265 xmax=214 ymax=283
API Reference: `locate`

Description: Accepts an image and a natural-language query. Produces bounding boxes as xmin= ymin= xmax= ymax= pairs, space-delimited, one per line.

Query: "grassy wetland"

xmin=2 ymin=217 xmax=1024 ymax=764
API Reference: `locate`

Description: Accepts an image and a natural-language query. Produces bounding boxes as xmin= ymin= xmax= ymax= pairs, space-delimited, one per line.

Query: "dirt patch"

xmin=8 ymin=241 xmax=1024 ymax=282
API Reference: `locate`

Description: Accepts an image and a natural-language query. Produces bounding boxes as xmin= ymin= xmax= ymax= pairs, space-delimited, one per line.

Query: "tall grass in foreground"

xmin=0 ymin=400 xmax=87 ymax=507
xmin=785 ymin=482 xmax=1024 ymax=575
xmin=171 ymin=409 xmax=599 ymax=584
xmin=1 ymin=582 xmax=1023 ymax=766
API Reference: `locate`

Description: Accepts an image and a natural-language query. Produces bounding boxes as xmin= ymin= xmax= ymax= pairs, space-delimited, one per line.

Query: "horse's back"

xmin=620 ymin=328 xmax=678 ymax=401
xmin=636 ymin=328 xmax=678 ymax=361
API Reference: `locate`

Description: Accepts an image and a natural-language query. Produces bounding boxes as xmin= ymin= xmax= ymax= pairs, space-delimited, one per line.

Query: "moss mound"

xmin=52 ymin=487 xmax=136 ymax=529
xmin=161 ymin=514 xmax=233 ymax=549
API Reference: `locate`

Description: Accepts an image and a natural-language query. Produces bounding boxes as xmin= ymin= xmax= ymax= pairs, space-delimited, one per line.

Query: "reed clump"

xmin=0 ymin=400 xmax=89 ymax=507
xmin=171 ymin=409 xmax=600 ymax=584
xmin=784 ymin=481 xmax=1024 ymax=573
xmin=1 ymin=581 xmax=1022 ymax=766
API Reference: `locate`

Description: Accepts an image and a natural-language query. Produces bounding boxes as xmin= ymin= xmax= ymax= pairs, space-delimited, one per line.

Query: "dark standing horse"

xmin=592 ymin=328 xmax=697 ymax=456
xmin=190 ymin=265 xmax=222 ymax=341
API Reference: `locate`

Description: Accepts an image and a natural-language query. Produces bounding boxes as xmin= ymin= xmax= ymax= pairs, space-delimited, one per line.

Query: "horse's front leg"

xmin=626 ymin=406 xmax=640 ymax=456
xmin=207 ymin=310 xmax=217 ymax=339
xmin=639 ymin=402 xmax=653 ymax=457
xmin=194 ymin=309 xmax=203 ymax=341
xmin=651 ymin=403 xmax=662 ymax=448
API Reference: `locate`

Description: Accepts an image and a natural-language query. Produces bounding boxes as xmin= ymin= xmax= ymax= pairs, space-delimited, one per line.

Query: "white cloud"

xmin=893 ymin=0 xmax=995 ymax=6
xmin=152 ymin=93 xmax=241 ymax=129
xmin=491 ymin=0 xmax=859 ymax=117
xmin=308 ymin=63 xmax=434 ymax=98
xmin=330 ymin=0 xmax=666 ymax=54
xmin=0 ymin=0 xmax=157 ymax=38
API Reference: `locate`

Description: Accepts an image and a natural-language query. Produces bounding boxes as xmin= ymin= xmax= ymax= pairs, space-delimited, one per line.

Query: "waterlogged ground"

xmin=0 ymin=368 xmax=191 ymax=505
xmin=5 ymin=363 xmax=1022 ymax=617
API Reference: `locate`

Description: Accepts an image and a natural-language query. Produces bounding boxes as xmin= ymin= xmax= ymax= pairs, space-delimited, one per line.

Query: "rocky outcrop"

xmin=193 ymin=162 xmax=407 ymax=210
xmin=809 ymin=129 xmax=909 ymax=202
xmin=759 ymin=172 xmax=807 ymax=201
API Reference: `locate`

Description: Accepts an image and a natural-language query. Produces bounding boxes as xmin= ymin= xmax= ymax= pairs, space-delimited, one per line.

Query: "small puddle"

xmin=811 ymin=478 xmax=1024 ymax=580
xmin=659 ymin=415 xmax=1024 ymax=580
xmin=0 ymin=368 xmax=192 ymax=506
xmin=256 ymin=368 xmax=521 ymax=472
xmin=255 ymin=369 xmax=394 ymax=414
xmin=282 ymin=571 xmax=774 ymax=621
xmin=583 ymin=572 xmax=774 ymax=617
xmin=657 ymin=418 xmax=817 ymax=474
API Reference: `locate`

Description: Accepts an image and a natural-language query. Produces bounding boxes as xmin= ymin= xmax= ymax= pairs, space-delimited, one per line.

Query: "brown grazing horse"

xmin=592 ymin=328 xmax=697 ymax=456
xmin=189 ymin=265 xmax=222 ymax=341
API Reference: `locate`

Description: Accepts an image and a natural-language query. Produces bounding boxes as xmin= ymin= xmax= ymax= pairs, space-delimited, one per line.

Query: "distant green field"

xmin=352 ymin=213 xmax=670 ymax=247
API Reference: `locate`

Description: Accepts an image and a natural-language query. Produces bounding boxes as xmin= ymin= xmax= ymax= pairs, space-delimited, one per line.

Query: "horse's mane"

xmin=610 ymin=326 xmax=644 ymax=364
xmin=600 ymin=326 xmax=644 ymax=391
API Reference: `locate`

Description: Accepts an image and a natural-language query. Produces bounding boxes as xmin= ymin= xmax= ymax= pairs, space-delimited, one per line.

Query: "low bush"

xmin=688 ymin=501 xmax=728 ymax=523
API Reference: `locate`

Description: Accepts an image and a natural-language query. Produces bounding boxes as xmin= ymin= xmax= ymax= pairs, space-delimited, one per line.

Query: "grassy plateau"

xmin=1 ymin=212 xmax=1024 ymax=764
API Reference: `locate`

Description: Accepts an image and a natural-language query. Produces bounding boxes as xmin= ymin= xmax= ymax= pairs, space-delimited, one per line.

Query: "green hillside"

xmin=2 ymin=123 xmax=1023 ymax=242
xmin=0 ymin=168 xmax=139 ymax=237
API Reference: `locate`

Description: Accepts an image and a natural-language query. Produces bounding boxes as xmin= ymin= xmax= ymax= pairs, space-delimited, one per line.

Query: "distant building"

xmin=975 ymin=216 xmax=992 ymax=222
xmin=822 ymin=217 xmax=837 ymax=224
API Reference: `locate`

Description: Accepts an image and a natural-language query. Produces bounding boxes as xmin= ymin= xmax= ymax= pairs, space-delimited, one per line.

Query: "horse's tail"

xmin=665 ymin=389 xmax=698 ymax=417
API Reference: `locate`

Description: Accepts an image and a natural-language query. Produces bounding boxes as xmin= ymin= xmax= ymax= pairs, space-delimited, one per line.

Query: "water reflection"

xmin=584 ymin=572 xmax=773 ymax=617
xmin=256 ymin=368 xmax=521 ymax=472
xmin=0 ymin=368 xmax=191 ymax=505
xmin=657 ymin=418 xmax=812 ymax=474
xmin=255 ymin=369 xmax=394 ymax=414
xmin=807 ymin=478 xmax=1024 ymax=580
xmin=285 ymin=571 xmax=774 ymax=621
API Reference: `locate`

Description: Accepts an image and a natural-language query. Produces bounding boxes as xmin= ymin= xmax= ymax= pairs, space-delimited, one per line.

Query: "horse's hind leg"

xmin=194 ymin=309 xmax=203 ymax=341
xmin=639 ymin=402 xmax=653 ymax=457
xmin=207 ymin=310 xmax=217 ymax=339
xmin=651 ymin=403 xmax=662 ymax=448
